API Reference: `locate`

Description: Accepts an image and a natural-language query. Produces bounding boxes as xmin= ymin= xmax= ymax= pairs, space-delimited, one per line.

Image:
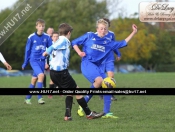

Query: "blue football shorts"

xmin=30 ymin=60 xmax=45 ymax=77
xmin=81 ymin=60 xmax=106 ymax=83
xmin=105 ymin=61 xmax=115 ymax=72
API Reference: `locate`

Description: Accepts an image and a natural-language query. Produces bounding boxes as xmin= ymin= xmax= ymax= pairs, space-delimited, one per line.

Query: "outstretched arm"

xmin=125 ymin=24 xmax=137 ymax=43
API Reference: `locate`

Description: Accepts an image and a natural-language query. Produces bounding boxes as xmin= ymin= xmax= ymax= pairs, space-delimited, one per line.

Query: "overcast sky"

xmin=0 ymin=0 xmax=146 ymax=15
xmin=1 ymin=0 xmax=175 ymax=17
xmin=0 ymin=0 xmax=17 ymax=11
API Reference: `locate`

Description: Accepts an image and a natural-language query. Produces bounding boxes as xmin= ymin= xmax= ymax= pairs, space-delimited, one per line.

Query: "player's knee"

xmin=31 ymin=77 xmax=37 ymax=85
xmin=107 ymin=71 xmax=114 ymax=78
xmin=38 ymin=73 xmax=45 ymax=80
xmin=76 ymin=95 xmax=83 ymax=99
xmin=94 ymin=77 xmax=103 ymax=88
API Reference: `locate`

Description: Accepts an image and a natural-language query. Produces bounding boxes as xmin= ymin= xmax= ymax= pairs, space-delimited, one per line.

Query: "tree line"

xmin=0 ymin=0 xmax=175 ymax=72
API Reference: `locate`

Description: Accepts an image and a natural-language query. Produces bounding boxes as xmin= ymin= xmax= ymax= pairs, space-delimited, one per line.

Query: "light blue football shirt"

xmin=46 ymin=36 xmax=70 ymax=71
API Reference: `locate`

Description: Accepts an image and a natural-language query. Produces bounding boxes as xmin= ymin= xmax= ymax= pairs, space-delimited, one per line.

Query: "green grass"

xmin=0 ymin=73 xmax=175 ymax=132
xmin=0 ymin=72 xmax=175 ymax=88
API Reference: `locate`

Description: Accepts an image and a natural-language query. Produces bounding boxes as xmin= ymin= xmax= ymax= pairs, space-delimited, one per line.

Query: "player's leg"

xmin=101 ymin=63 xmax=118 ymax=118
xmin=81 ymin=60 xmax=104 ymax=102
xmin=59 ymin=70 xmax=104 ymax=120
xmin=49 ymin=79 xmax=54 ymax=88
xmin=76 ymin=94 xmax=104 ymax=120
xmin=43 ymin=72 xmax=46 ymax=88
xmin=50 ymin=70 xmax=72 ymax=120
xmin=31 ymin=61 xmax=45 ymax=104
xmin=102 ymin=92 xmax=118 ymax=118
xmin=49 ymin=69 xmax=73 ymax=120
xmin=106 ymin=62 xmax=117 ymax=101
xmin=37 ymin=73 xmax=45 ymax=104
xmin=25 ymin=76 xmax=37 ymax=104
xmin=102 ymin=94 xmax=119 ymax=119
xmin=64 ymin=95 xmax=73 ymax=121
xmin=48 ymin=79 xmax=54 ymax=98
xmin=77 ymin=60 xmax=104 ymax=116
xmin=95 ymin=71 xmax=117 ymax=118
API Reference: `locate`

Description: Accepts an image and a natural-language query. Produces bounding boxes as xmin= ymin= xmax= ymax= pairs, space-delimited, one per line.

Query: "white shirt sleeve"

xmin=0 ymin=52 xmax=6 ymax=63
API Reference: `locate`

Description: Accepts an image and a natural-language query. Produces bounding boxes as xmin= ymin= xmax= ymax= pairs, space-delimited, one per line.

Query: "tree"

xmin=0 ymin=0 xmax=108 ymax=70
xmin=110 ymin=18 xmax=157 ymax=64
xmin=146 ymin=27 xmax=175 ymax=71
xmin=43 ymin=0 xmax=108 ymax=71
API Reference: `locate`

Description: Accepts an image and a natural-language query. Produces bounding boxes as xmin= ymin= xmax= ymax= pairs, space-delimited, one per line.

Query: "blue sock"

xmin=103 ymin=95 xmax=112 ymax=114
xmin=37 ymin=82 xmax=43 ymax=100
xmin=26 ymin=84 xmax=35 ymax=99
xmin=84 ymin=84 xmax=95 ymax=103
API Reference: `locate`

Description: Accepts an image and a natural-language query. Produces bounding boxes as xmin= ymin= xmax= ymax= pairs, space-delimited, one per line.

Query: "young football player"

xmin=72 ymin=19 xmax=137 ymax=118
xmin=22 ymin=18 xmax=52 ymax=104
xmin=48 ymin=31 xmax=59 ymax=98
xmin=43 ymin=23 xmax=104 ymax=120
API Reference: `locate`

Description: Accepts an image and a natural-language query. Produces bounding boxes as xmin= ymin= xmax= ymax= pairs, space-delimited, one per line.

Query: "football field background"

xmin=0 ymin=73 xmax=175 ymax=132
xmin=0 ymin=72 xmax=175 ymax=88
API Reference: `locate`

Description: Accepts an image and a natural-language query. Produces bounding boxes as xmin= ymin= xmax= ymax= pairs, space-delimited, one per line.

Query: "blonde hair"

xmin=36 ymin=18 xmax=45 ymax=26
xmin=96 ymin=19 xmax=109 ymax=28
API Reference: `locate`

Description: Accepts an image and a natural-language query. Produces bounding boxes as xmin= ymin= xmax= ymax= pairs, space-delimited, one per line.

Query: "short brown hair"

xmin=52 ymin=31 xmax=59 ymax=35
xmin=36 ymin=18 xmax=45 ymax=26
xmin=58 ymin=23 xmax=73 ymax=35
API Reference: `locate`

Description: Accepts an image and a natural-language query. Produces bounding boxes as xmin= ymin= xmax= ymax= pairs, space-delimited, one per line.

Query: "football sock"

xmin=77 ymin=97 xmax=91 ymax=115
xmin=43 ymin=74 xmax=46 ymax=88
xmin=37 ymin=82 xmax=43 ymax=100
xmin=49 ymin=84 xmax=55 ymax=88
xmin=29 ymin=84 xmax=35 ymax=88
xmin=54 ymin=84 xmax=58 ymax=88
xmin=84 ymin=84 xmax=95 ymax=103
xmin=65 ymin=96 xmax=73 ymax=117
xmin=103 ymin=95 xmax=112 ymax=114
xmin=37 ymin=82 xmax=43 ymax=88
xmin=26 ymin=84 xmax=35 ymax=99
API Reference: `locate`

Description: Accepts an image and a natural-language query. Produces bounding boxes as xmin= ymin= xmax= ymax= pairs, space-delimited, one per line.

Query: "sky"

xmin=1 ymin=0 xmax=175 ymax=17
xmin=0 ymin=0 xmax=17 ymax=11
xmin=0 ymin=0 xmax=146 ymax=14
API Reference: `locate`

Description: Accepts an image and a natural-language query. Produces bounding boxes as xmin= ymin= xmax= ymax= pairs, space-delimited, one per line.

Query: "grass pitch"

xmin=0 ymin=73 xmax=175 ymax=132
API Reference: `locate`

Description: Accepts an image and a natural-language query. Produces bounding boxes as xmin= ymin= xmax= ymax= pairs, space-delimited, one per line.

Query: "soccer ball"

xmin=102 ymin=77 xmax=117 ymax=88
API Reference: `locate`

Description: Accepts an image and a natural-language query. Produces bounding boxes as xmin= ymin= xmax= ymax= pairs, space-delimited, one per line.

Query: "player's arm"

xmin=44 ymin=37 xmax=52 ymax=69
xmin=43 ymin=38 xmax=67 ymax=56
xmin=111 ymin=33 xmax=121 ymax=61
xmin=0 ymin=52 xmax=12 ymax=70
xmin=22 ymin=38 xmax=32 ymax=70
xmin=125 ymin=24 xmax=137 ymax=43
xmin=43 ymin=46 xmax=54 ymax=56
xmin=0 ymin=52 xmax=6 ymax=63
xmin=47 ymin=36 xmax=53 ymax=48
xmin=71 ymin=33 xmax=90 ymax=57
xmin=72 ymin=45 xmax=86 ymax=57
xmin=111 ymin=24 xmax=137 ymax=50
xmin=113 ymin=49 xmax=121 ymax=61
